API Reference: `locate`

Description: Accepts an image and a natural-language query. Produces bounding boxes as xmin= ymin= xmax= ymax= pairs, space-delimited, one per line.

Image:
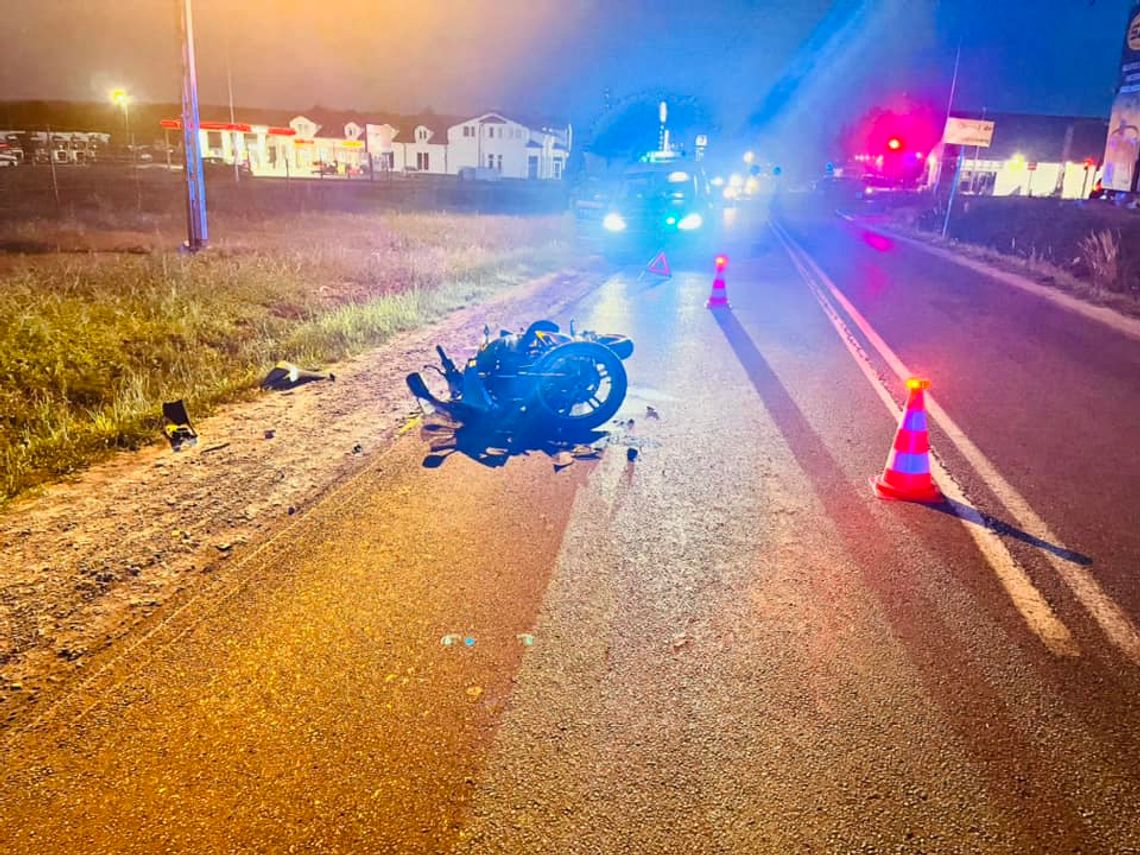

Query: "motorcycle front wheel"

xmin=531 ymin=341 xmax=628 ymax=431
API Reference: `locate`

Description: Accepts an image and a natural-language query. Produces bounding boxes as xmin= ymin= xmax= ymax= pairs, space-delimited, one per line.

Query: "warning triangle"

xmin=645 ymin=250 xmax=672 ymax=278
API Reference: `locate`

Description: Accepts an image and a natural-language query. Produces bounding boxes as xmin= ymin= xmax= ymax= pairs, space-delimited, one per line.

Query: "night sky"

xmin=0 ymin=0 xmax=1132 ymax=135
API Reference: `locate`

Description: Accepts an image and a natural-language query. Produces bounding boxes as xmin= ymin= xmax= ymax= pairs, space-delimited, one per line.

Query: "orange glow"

xmin=887 ymin=137 xmax=902 ymax=151
xmin=715 ymin=254 xmax=728 ymax=270
xmin=905 ymin=377 xmax=930 ymax=391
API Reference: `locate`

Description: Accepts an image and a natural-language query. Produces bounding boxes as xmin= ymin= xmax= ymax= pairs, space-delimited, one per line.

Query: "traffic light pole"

xmin=179 ymin=0 xmax=208 ymax=251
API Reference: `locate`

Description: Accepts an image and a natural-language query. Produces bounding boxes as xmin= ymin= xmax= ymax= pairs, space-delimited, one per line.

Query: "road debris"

xmin=646 ymin=406 xmax=660 ymax=420
xmin=161 ymin=400 xmax=198 ymax=452
xmin=465 ymin=686 xmax=484 ymax=701
xmin=201 ymin=442 xmax=231 ymax=455
xmin=264 ymin=429 xmax=276 ymax=440
xmin=260 ymin=361 xmax=334 ymax=392
xmin=516 ymin=633 xmax=535 ymax=647
xmin=627 ymin=447 xmax=639 ymax=462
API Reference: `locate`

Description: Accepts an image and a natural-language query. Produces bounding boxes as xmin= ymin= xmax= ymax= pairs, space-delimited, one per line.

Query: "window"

xmin=553 ymin=158 xmax=563 ymax=179
xmin=527 ymin=155 xmax=538 ymax=179
xmin=497 ymin=154 xmax=503 ymax=171
xmin=463 ymin=126 xmax=473 ymax=138
xmin=207 ymin=131 xmax=223 ymax=150
xmin=417 ymin=151 xmax=430 ymax=171
xmin=487 ymin=154 xmax=495 ymax=169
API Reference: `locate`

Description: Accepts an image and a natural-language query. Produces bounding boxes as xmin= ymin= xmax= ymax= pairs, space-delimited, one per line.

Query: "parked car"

xmin=458 ymin=166 xmax=502 ymax=182
xmin=0 ymin=153 xmax=19 ymax=168
xmin=202 ymin=157 xmax=252 ymax=178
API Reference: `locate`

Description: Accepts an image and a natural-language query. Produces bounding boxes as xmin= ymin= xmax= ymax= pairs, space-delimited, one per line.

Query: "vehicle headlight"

xmin=677 ymin=213 xmax=703 ymax=231
xmin=602 ymin=212 xmax=627 ymax=232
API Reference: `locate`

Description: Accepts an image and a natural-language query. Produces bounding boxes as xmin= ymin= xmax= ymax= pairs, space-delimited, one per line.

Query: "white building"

xmin=163 ymin=109 xmax=571 ymax=180
xmin=445 ymin=112 xmax=570 ymax=179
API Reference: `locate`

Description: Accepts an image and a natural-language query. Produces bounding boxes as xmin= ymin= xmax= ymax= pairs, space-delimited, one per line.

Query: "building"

xmin=0 ymin=130 xmax=111 ymax=164
xmin=935 ymin=113 xmax=1108 ymax=199
xmin=160 ymin=108 xmax=571 ymax=180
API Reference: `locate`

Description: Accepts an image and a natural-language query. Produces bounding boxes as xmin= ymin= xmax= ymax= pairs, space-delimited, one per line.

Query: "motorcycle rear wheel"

xmin=532 ymin=341 xmax=628 ymax=431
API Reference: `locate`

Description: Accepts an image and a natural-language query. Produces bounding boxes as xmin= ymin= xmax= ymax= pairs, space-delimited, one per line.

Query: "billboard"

xmin=943 ymin=117 xmax=995 ymax=147
xmin=1103 ymin=2 xmax=1140 ymax=192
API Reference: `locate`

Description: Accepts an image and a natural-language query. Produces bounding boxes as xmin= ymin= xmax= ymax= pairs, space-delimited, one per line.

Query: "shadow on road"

xmin=418 ymin=414 xmax=606 ymax=470
xmin=712 ymin=305 xmax=1099 ymax=852
xmin=932 ymin=499 xmax=1094 ymax=566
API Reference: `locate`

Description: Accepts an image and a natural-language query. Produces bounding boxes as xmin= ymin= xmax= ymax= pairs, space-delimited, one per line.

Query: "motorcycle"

xmin=406 ymin=320 xmax=633 ymax=432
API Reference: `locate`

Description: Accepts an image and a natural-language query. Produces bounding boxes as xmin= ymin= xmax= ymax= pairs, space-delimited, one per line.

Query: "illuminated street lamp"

xmin=109 ymin=88 xmax=133 ymax=160
xmin=743 ymin=150 xmax=755 ymax=165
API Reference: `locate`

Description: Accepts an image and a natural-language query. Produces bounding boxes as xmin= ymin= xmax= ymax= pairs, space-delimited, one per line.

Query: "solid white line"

xmin=777 ymin=226 xmax=1140 ymax=664
xmin=775 ymin=226 xmax=1079 ymax=658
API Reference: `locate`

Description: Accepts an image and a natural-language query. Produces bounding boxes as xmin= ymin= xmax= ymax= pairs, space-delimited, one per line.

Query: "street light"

xmin=109 ymin=88 xmax=132 ymax=160
xmin=743 ymin=150 xmax=755 ymax=165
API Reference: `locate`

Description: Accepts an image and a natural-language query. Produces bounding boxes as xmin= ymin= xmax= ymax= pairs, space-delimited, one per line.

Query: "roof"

xmin=953 ymin=112 xmax=1108 ymax=162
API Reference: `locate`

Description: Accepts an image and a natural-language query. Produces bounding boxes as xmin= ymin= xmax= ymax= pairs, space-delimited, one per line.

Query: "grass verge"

xmin=0 ymin=211 xmax=575 ymax=504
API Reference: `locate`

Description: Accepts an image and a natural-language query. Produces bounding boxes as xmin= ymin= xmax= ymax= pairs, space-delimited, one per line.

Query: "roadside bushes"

xmin=904 ymin=196 xmax=1140 ymax=299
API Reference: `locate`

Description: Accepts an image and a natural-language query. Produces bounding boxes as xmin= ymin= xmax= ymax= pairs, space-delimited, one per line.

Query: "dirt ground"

xmin=0 ymin=265 xmax=604 ymax=727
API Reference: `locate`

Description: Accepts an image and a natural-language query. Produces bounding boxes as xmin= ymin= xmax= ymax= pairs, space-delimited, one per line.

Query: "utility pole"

xmin=224 ymin=18 xmax=241 ymax=183
xmin=45 ymin=125 xmax=60 ymax=212
xmin=934 ymin=40 xmax=962 ymax=192
xmin=179 ymin=0 xmax=208 ymax=251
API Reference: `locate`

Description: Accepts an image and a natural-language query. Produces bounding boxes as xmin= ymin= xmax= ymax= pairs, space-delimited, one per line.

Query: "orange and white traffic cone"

xmin=872 ymin=377 xmax=943 ymax=503
xmin=706 ymin=254 xmax=730 ymax=309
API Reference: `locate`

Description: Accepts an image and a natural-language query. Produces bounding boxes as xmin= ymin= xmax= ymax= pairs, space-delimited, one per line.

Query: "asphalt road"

xmin=2 ymin=204 xmax=1139 ymax=853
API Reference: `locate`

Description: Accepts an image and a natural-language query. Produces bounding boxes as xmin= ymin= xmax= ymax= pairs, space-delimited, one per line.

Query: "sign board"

xmin=1104 ymin=2 xmax=1140 ymax=192
xmin=1027 ymin=162 xmax=1038 ymax=171
xmin=695 ymin=134 xmax=708 ymax=148
xmin=943 ymin=117 xmax=995 ymax=147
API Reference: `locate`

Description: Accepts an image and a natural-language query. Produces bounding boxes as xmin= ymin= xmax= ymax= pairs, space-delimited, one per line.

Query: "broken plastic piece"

xmin=260 ymin=361 xmax=332 ymax=391
xmin=162 ymin=400 xmax=198 ymax=452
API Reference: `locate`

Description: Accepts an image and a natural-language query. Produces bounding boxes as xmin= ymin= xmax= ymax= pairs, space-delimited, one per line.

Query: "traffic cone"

xmin=706 ymin=254 xmax=730 ymax=309
xmin=872 ymin=377 xmax=943 ymax=503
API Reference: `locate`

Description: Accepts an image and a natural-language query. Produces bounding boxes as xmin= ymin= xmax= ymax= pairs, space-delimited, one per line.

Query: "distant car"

xmin=202 ymin=157 xmax=252 ymax=178
xmin=0 ymin=153 xmax=18 ymax=168
xmin=458 ymin=166 xmax=502 ymax=182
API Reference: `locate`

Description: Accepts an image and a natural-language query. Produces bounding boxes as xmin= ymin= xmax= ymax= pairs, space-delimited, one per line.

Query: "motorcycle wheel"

xmin=531 ymin=341 xmax=628 ymax=431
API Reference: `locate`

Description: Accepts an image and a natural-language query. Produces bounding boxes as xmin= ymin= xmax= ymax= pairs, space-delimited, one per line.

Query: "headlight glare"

xmin=603 ymin=213 xmax=627 ymax=232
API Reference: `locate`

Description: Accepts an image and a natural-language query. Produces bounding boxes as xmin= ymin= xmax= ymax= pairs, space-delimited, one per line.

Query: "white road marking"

xmin=772 ymin=225 xmax=1078 ymax=658
xmin=777 ymin=222 xmax=1140 ymax=664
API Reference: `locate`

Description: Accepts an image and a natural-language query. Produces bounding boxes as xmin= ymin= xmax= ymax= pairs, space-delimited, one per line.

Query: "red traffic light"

xmin=887 ymin=137 xmax=902 ymax=151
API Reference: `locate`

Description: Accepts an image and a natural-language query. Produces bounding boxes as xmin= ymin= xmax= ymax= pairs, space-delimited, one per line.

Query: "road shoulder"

xmin=0 ymin=266 xmax=604 ymax=725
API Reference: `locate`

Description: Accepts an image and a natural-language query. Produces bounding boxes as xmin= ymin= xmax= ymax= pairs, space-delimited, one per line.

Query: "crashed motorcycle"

xmin=406 ymin=320 xmax=633 ymax=432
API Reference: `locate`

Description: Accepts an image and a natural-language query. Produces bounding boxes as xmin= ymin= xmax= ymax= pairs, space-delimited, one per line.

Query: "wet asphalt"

xmin=2 ymin=205 xmax=1139 ymax=853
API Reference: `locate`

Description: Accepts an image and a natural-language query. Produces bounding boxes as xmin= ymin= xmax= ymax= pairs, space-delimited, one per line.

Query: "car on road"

xmin=597 ymin=159 xmax=717 ymax=261
xmin=0 ymin=152 xmax=19 ymax=168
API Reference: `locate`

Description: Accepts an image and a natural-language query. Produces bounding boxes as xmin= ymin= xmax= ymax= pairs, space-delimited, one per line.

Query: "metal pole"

xmin=941 ymin=148 xmax=964 ymax=239
xmin=935 ymin=41 xmax=962 ymax=192
xmin=179 ymin=0 xmax=208 ymax=251
xmin=224 ymin=19 xmax=240 ymax=184
xmin=126 ymin=101 xmax=142 ymax=212
xmin=45 ymin=124 xmax=60 ymax=213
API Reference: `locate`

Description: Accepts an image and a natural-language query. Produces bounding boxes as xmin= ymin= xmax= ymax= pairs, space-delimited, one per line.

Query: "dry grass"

xmin=0 ymin=211 xmax=574 ymax=503
xmin=1078 ymin=229 xmax=1122 ymax=293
